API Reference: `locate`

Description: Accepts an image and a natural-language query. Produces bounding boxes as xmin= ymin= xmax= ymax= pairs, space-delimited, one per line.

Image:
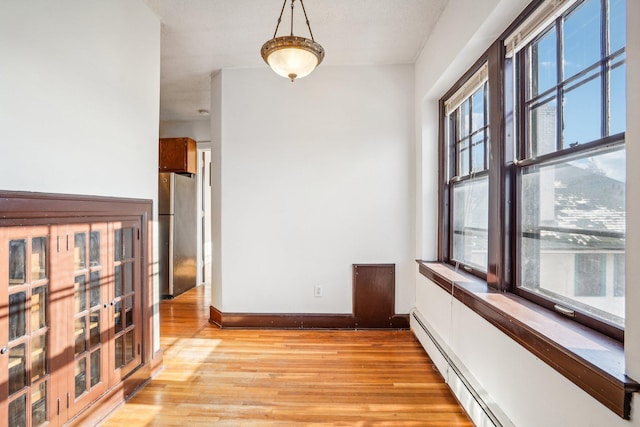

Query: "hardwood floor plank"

xmin=100 ymin=285 xmax=472 ymax=426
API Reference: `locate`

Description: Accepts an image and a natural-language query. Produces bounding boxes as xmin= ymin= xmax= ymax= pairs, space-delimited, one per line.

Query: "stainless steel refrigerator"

xmin=158 ymin=172 xmax=197 ymax=298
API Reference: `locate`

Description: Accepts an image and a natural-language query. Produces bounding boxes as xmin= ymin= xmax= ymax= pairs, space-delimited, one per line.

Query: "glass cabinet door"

xmin=66 ymin=223 xmax=109 ymax=418
xmin=1 ymin=218 xmax=145 ymax=426
xmin=0 ymin=226 xmax=54 ymax=427
xmin=109 ymin=221 xmax=142 ymax=384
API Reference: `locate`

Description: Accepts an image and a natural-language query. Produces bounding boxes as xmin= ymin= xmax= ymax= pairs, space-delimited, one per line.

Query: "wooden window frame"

xmin=431 ymin=0 xmax=637 ymax=419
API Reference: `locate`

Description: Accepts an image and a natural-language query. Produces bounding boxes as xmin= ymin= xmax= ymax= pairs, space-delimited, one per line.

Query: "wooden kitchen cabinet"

xmin=159 ymin=137 xmax=197 ymax=174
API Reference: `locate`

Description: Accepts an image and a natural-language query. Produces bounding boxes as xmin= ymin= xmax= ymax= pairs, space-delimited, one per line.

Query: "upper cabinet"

xmin=159 ymin=138 xmax=197 ymax=174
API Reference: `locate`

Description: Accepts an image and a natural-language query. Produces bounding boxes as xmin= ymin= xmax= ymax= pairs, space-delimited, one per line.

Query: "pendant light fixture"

xmin=261 ymin=0 xmax=324 ymax=82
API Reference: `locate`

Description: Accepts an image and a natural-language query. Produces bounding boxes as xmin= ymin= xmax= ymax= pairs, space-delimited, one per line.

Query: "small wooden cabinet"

xmin=159 ymin=137 xmax=197 ymax=174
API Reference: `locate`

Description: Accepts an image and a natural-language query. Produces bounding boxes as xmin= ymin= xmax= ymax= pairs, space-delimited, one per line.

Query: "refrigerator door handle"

xmin=168 ymin=214 xmax=175 ymax=296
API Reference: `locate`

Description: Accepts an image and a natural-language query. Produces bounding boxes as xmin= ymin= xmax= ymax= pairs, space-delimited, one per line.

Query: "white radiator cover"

xmin=410 ymin=309 xmax=514 ymax=427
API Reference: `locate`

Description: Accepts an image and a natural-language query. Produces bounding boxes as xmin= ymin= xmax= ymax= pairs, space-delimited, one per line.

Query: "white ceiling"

xmin=143 ymin=0 xmax=448 ymax=122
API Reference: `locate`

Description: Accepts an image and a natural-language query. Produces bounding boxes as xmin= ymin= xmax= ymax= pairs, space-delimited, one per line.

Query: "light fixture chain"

xmin=272 ymin=0 xmax=288 ymax=39
xmin=290 ymin=0 xmax=295 ymax=36
xmin=299 ymin=0 xmax=315 ymax=41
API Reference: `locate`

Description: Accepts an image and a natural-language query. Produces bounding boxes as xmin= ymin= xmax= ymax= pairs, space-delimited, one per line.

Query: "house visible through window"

xmin=439 ymin=0 xmax=626 ymax=338
xmin=514 ymin=0 xmax=626 ymax=329
xmin=574 ymin=253 xmax=606 ymax=297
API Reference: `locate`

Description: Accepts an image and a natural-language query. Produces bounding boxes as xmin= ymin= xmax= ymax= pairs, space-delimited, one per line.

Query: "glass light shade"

xmin=261 ymin=36 xmax=324 ymax=81
xmin=268 ymin=48 xmax=318 ymax=80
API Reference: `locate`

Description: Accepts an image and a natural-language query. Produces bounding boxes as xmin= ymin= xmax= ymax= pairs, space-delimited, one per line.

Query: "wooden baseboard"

xmin=210 ymin=306 xmax=409 ymax=329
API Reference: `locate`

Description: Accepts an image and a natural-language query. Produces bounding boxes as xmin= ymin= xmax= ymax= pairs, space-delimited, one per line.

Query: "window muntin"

xmin=447 ymin=81 xmax=489 ymax=272
xmin=516 ymin=0 xmax=626 ymax=330
xmin=524 ymin=0 xmax=625 ymax=158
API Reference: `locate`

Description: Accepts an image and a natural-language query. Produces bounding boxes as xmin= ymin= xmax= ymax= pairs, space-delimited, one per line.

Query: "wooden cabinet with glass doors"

xmin=0 ymin=219 xmax=145 ymax=427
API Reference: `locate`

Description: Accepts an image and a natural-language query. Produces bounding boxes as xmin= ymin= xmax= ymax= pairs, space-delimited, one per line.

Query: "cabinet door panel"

xmin=109 ymin=221 xmax=142 ymax=385
xmin=63 ymin=223 xmax=110 ymax=418
xmin=0 ymin=226 xmax=58 ymax=427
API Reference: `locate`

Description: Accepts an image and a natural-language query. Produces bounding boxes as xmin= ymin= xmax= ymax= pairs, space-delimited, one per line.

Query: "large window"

xmin=439 ymin=0 xmax=626 ymax=338
xmin=515 ymin=0 xmax=626 ymax=332
xmin=444 ymin=69 xmax=489 ymax=274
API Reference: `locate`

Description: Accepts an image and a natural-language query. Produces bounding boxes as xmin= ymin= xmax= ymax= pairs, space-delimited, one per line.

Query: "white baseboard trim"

xmin=410 ymin=309 xmax=514 ymax=427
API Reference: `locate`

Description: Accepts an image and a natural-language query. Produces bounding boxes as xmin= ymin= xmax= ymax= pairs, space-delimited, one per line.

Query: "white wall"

xmin=625 ymin=0 xmax=640 ymax=382
xmin=160 ymin=120 xmax=211 ymax=142
xmin=0 ymin=0 xmax=160 ymax=201
xmin=0 ymin=0 xmax=161 ymax=350
xmin=211 ymin=65 xmax=414 ymax=314
xmin=414 ymin=0 xmax=640 ymax=425
xmin=210 ymin=72 xmax=224 ymax=309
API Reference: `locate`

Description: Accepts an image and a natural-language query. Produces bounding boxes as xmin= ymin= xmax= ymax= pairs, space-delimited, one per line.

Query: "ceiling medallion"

xmin=261 ymin=0 xmax=325 ymax=82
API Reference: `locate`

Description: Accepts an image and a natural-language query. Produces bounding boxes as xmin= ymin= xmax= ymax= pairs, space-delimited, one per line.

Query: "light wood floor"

xmin=100 ymin=285 xmax=472 ymax=426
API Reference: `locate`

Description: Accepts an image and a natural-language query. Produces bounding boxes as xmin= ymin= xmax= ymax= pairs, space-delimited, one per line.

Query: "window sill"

xmin=417 ymin=260 xmax=639 ymax=419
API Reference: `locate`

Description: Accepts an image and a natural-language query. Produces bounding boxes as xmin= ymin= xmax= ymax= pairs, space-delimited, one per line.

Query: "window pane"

xmin=125 ymin=296 xmax=133 ymax=327
xmin=75 ymin=316 xmax=87 ymax=356
xmin=609 ymin=0 xmax=626 ymax=54
xmin=31 ymin=286 xmax=47 ymax=331
xmin=575 ymin=254 xmax=606 ymax=296
xmin=9 ymin=343 xmax=26 ymax=395
xmin=115 ymin=336 xmax=124 ymax=369
xmin=124 ymin=262 xmax=133 ymax=295
xmin=471 ymin=132 xmax=486 ymax=173
xmin=31 ymin=237 xmax=47 ymax=280
xmin=90 ymin=311 xmax=101 ymax=347
xmin=531 ymin=27 xmax=557 ymax=97
xmin=9 ymin=239 xmax=26 ymax=285
xmin=123 ymin=227 xmax=133 ymax=259
xmin=563 ymin=0 xmax=601 ymax=79
xmin=74 ymin=275 xmax=87 ymax=313
xmin=563 ymin=71 xmax=601 ymax=147
xmin=114 ymin=229 xmax=122 ymax=261
xmin=458 ymin=137 xmax=470 ymax=176
xmin=471 ymin=86 xmax=485 ymax=133
xmin=114 ymin=301 xmax=123 ymax=333
xmin=90 ymin=350 xmax=101 ymax=388
xmin=90 ymin=271 xmax=101 ymax=308
xmin=519 ymin=148 xmax=625 ymax=325
xmin=125 ymin=330 xmax=135 ymax=364
xmin=452 ymin=176 xmax=488 ymax=271
xmin=459 ymin=100 xmax=470 ymax=137
xmin=9 ymin=394 xmax=26 ymax=427
xmin=610 ymin=59 xmax=626 ymax=135
xmin=530 ymin=96 xmax=557 ymax=156
xmin=90 ymin=231 xmax=100 ymax=267
xmin=74 ymin=233 xmax=86 ymax=270
xmin=114 ymin=265 xmax=122 ymax=298
xmin=75 ymin=358 xmax=87 ymax=398
xmin=31 ymin=334 xmax=47 ymax=382
xmin=32 ymin=381 xmax=48 ymax=427
xmin=9 ymin=292 xmax=26 ymax=341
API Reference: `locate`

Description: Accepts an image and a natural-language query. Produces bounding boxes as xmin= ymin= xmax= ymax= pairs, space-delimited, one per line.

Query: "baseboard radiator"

xmin=410 ymin=309 xmax=514 ymax=427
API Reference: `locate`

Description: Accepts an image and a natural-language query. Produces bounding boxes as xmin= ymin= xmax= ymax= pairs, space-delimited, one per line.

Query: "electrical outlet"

xmin=314 ymin=284 xmax=322 ymax=297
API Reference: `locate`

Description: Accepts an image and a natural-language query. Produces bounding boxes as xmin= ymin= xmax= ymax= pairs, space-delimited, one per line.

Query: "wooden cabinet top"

xmin=159 ymin=137 xmax=197 ymax=174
